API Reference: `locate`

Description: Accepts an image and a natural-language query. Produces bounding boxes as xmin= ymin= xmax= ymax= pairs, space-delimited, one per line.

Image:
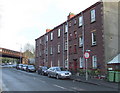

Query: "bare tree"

xmin=23 ymin=43 xmax=35 ymax=58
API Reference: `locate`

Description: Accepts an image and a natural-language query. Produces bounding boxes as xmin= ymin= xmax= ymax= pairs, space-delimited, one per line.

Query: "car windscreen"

xmin=55 ymin=68 xmax=61 ymax=71
xmin=60 ymin=68 xmax=66 ymax=71
xmin=42 ymin=67 xmax=48 ymax=70
xmin=28 ymin=65 xmax=34 ymax=68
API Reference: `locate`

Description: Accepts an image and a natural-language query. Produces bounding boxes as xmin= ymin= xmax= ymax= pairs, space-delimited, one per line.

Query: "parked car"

xmin=47 ymin=67 xmax=72 ymax=79
xmin=26 ymin=65 xmax=36 ymax=72
xmin=22 ymin=64 xmax=28 ymax=71
xmin=38 ymin=66 xmax=48 ymax=75
xmin=16 ymin=64 xmax=23 ymax=70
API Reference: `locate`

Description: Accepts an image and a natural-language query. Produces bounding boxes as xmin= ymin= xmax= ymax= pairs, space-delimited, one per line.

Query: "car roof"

xmin=50 ymin=67 xmax=61 ymax=69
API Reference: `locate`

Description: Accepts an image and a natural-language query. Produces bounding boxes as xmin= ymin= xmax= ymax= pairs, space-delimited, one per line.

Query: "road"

xmin=0 ymin=67 xmax=118 ymax=92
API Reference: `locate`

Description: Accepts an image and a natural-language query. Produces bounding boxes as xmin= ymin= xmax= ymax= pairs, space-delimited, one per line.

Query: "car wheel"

xmin=56 ymin=75 xmax=59 ymax=79
xmin=41 ymin=72 xmax=44 ymax=75
xmin=48 ymin=74 xmax=51 ymax=78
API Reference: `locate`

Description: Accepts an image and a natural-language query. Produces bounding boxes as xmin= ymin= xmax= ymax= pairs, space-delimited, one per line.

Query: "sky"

xmin=0 ymin=0 xmax=99 ymax=52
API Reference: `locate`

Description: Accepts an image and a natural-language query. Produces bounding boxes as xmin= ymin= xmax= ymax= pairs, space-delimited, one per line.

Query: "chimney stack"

xmin=46 ymin=29 xmax=51 ymax=33
xmin=67 ymin=12 xmax=75 ymax=20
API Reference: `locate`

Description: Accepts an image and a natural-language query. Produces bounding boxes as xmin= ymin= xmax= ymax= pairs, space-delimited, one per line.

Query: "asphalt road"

xmin=0 ymin=67 xmax=118 ymax=92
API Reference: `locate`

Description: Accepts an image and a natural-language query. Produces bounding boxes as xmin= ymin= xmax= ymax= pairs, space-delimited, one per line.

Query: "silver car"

xmin=47 ymin=67 xmax=72 ymax=79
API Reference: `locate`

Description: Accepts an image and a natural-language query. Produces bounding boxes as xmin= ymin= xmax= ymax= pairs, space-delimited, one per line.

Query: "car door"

xmin=50 ymin=68 xmax=55 ymax=77
xmin=48 ymin=68 xmax=53 ymax=76
xmin=52 ymin=68 xmax=57 ymax=77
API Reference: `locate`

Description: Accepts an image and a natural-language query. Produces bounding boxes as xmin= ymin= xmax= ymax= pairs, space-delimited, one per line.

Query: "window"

xmin=65 ymin=24 xmax=68 ymax=33
xmin=45 ymin=49 xmax=48 ymax=54
xmin=92 ymin=55 xmax=97 ymax=68
xmin=69 ymin=22 xmax=71 ymax=27
xmin=79 ymin=36 xmax=83 ymax=47
xmin=91 ymin=32 xmax=96 ymax=45
xmin=39 ymin=51 xmax=41 ymax=56
xmin=40 ymin=39 xmax=41 ymax=44
xmin=50 ymin=46 xmax=53 ymax=54
xmin=74 ymin=31 xmax=77 ymax=38
xmin=79 ymin=16 xmax=83 ymax=26
xmin=58 ymin=44 xmax=60 ymax=53
xmin=69 ymin=46 xmax=72 ymax=54
xmin=65 ymin=59 xmax=68 ymax=68
xmin=91 ymin=9 xmax=96 ymax=22
xmin=65 ymin=41 xmax=68 ymax=50
xmin=80 ymin=57 xmax=83 ymax=68
xmin=58 ymin=29 xmax=61 ymax=37
xmin=74 ymin=19 xmax=77 ymax=24
xmin=46 ymin=35 xmax=48 ymax=41
xmin=50 ymin=32 xmax=53 ymax=40
xmin=74 ymin=45 xmax=77 ymax=53
xmin=69 ymin=33 xmax=72 ymax=40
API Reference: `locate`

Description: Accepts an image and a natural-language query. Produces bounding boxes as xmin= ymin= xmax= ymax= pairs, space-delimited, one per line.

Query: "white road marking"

xmin=71 ymin=87 xmax=85 ymax=91
xmin=38 ymin=79 xmax=46 ymax=83
xmin=53 ymin=84 xmax=67 ymax=90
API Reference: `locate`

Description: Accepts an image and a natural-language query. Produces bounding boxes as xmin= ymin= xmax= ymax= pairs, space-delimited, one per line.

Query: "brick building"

xmin=35 ymin=1 xmax=119 ymax=75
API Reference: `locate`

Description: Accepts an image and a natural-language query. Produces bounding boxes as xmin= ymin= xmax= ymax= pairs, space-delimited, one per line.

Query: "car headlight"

xmin=60 ymin=73 xmax=65 ymax=76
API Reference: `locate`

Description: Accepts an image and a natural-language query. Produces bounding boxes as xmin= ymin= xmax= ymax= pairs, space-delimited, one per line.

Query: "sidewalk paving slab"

xmin=70 ymin=75 xmax=119 ymax=89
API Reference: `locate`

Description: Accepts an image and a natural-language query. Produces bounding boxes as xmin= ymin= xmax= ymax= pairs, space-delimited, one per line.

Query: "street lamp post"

xmin=16 ymin=43 xmax=22 ymax=64
xmin=20 ymin=47 xmax=22 ymax=64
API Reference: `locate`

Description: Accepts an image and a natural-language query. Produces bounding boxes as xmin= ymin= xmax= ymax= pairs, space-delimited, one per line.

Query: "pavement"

xmin=71 ymin=74 xmax=119 ymax=90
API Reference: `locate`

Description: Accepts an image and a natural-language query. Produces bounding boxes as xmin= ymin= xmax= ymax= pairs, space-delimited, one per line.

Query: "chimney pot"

xmin=67 ymin=12 xmax=75 ymax=20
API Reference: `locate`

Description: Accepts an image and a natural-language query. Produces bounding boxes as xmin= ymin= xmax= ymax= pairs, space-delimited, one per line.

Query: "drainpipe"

xmin=66 ymin=21 xmax=69 ymax=70
xmin=82 ymin=12 xmax=85 ymax=71
xmin=62 ymin=24 xmax=65 ymax=68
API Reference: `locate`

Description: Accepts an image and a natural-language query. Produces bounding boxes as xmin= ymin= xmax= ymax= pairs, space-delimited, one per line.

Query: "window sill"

xmin=78 ymin=25 xmax=82 ymax=28
xmin=79 ymin=46 xmax=83 ymax=48
xmin=90 ymin=20 xmax=96 ymax=24
xmin=91 ymin=44 xmax=97 ymax=47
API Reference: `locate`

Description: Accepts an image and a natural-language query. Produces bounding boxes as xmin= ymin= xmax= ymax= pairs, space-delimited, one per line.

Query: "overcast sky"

xmin=0 ymin=0 xmax=99 ymax=52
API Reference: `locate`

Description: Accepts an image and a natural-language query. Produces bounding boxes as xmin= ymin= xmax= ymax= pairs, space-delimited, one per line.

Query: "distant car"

xmin=26 ymin=65 xmax=36 ymax=72
xmin=47 ymin=67 xmax=72 ymax=79
xmin=8 ymin=64 xmax=17 ymax=68
xmin=38 ymin=66 xmax=48 ymax=75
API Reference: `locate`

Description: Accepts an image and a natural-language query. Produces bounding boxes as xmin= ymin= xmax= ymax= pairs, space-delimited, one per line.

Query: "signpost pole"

xmin=84 ymin=51 xmax=90 ymax=81
xmin=85 ymin=58 xmax=88 ymax=80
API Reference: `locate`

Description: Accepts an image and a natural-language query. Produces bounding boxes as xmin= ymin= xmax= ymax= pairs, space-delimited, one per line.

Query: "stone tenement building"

xmin=35 ymin=1 xmax=120 ymax=74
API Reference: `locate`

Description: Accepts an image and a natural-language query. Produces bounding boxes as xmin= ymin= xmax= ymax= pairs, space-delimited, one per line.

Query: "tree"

xmin=23 ymin=43 xmax=35 ymax=58
xmin=23 ymin=50 xmax=34 ymax=58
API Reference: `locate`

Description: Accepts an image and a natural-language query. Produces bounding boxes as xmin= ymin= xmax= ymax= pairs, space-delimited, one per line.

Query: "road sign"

xmin=84 ymin=52 xmax=90 ymax=59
